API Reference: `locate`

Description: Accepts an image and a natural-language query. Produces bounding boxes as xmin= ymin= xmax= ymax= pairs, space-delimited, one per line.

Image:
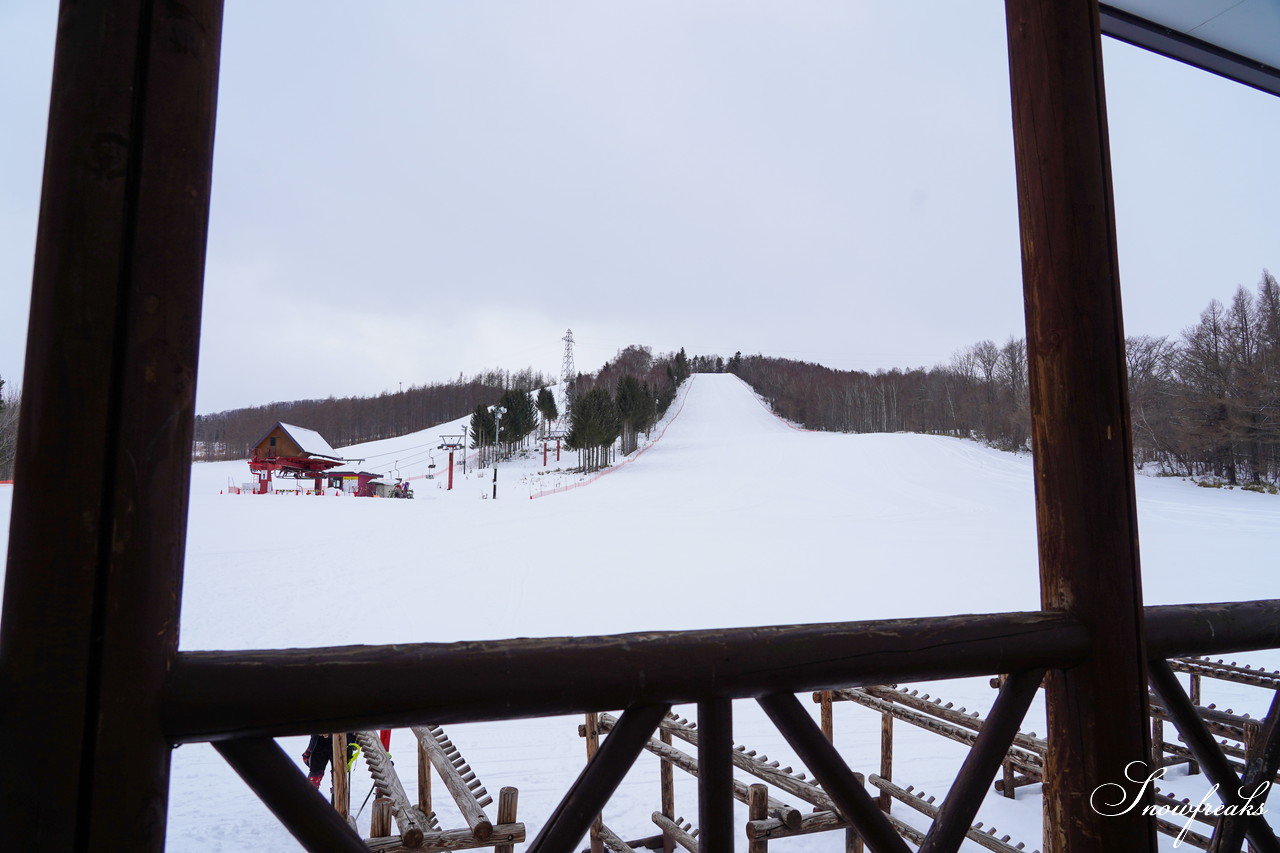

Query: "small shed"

xmin=325 ymin=470 xmax=383 ymax=496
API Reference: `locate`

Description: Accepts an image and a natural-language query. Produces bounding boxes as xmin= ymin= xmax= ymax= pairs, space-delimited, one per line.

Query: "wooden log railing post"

xmin=820 ymin=691 xmax=834 ymax=741
xmin=1004 ymin=0 xmax=1155 ymax=850
xmin=419 ymin=734 xmax=433 ymax=818
xmin=697 ymin=699 xmax=733 ymax=853
xmin=333 ymin=733 xmax=351 ymax=821
xmin=496 ymin=787 xmax=520 ymax=853
xmin=1189 ymin=673 xmax=1202 ymax=775
xmin=660 ymin=729 xmax=676 ymax=853
xmin=586 ymin=712 xmax=605 ymax=853
xmin=1151 ymin=717 xmax=1164 ymax=774
xmin=372 ymin=798 xmax=393 ymax=839
xmin=0 ymin=2 xmax=223 ymax=850
xmin=747 ymin=784 xmax=768 ymax=853
xmin=879 ymin=711 xmax=893 ymax=813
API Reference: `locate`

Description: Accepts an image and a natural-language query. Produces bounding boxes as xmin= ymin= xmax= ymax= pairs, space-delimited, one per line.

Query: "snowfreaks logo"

xmin=1091 ymin=761 xmax=1269 ymax=847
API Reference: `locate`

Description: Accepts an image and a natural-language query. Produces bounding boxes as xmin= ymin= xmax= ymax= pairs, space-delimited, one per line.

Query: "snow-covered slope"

xmin=2 ymin=373 xmax=1277 ymax=851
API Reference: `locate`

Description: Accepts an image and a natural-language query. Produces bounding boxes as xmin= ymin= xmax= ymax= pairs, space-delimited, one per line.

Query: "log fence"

xmin=867 ymin=776 xmax=1035 ymax=853
xmin=810 ymin=655 xmax=1280 ymax=853
xmin=331 ymin=726 xmax=523 ymax=852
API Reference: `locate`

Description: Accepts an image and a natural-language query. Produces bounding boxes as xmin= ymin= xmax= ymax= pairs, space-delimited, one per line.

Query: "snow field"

xmin=2 ymin=373 xmax=1278 ymax=850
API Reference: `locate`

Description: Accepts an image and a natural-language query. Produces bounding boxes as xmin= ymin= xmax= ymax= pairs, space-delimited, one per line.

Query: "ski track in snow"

xmin=1 ymin=373 xmax=1277 ymax=851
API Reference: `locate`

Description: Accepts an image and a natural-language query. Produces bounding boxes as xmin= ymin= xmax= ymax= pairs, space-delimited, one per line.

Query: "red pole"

xmin=556 ymin=438 xmax=561 ymax=462
xmin=447 ymin=450 xmax=454 ymax=491
xmin=543 ymin=442 xmax=548 ymax=466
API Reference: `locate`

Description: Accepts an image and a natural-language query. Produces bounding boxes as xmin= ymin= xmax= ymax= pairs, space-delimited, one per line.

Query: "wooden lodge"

xmin=2 ymin=3 xmax=1279 ymax=853
xmin=248 ymin=422 xmax=350 ymax=494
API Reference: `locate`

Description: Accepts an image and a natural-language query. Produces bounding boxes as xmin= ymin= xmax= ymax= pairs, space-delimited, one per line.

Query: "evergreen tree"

xmin=469 ymin=404 xmax=496 ymax=465
xmin=639 ymin=381 xmax=657 ymax=437
xmin=536 ymin=386 xmax=558 ymax=427
xmin=496 ymin=388 xmax=537 ymax=447
xmin=564 ymin=387 xmax=620 ymax=472
xmin=673 ymin=348 xmax=690 ymax=382
xmin=615 ymin=375 xmax=645 ymax=455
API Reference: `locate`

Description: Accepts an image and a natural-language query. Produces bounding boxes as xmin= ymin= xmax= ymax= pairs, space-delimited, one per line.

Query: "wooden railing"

xmin=173 ymin=600 xmax=1280 ymax=853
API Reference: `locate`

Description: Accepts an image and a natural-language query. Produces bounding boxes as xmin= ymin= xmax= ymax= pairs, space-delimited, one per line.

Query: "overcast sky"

xmin=2 ymin=2 xmax=1278 ymax=414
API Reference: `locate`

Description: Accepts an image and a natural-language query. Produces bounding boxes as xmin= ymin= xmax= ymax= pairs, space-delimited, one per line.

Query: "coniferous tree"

xmin=469 ymin=404 xmax=496 ymax=466
xmin=638 ymin=381 xmax=658 ymax=437
xmin=615 ymin=375 xmax=646 ymax=455
xmin=565 ymin=387 xmax=620 ymax=472
xmin=496 ymin=387 xmax=538 ymax=449
xmin=536 ymin=386 xmax=559 ymax=432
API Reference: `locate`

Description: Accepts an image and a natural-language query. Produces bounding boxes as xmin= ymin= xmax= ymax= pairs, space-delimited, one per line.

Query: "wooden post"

xmin=419 ymin=733 xmax=433 ymax=816
xmin=496 ymin=787 xmax=519 ymax=853
xmin=333 ymin=733 xmax=351 ymax=819
xmin=0 ymin=2 xmax=223 ymax=850
xmin=1004 ymin=1 xmax=1155 ymax=851
xmin=660 ymin=730 xmax=676 ymax=853
xmin=1151 ymin=718 xmax=1164 ymax=773
xmin=585 ymin=711 xmax=605 ymax=853
xmin=747 ymin=784 xmax=768 ymax=853
xmin=1188 ymin=673 xmax=1202 ymax=775
xmin=820 ymin=691 xmax=834 ymax=741
xmin=879 ymin=713 xmax=893 ymax=813
xmin=697 ymin=698 xmax=733 ymax=853
xmin=372 ymin=797 xmax=393 ymax=838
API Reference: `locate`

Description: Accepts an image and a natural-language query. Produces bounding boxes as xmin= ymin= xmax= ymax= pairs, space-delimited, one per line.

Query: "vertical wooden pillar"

xmin=495 ymin=788 xmax=519 ymax=853
xmin=585 ymin=712 xmax=605 ymax=853
xmin=660 ymin=729 xmax=676 ymax=853
xmin=0 ymin=1 xmax=223 ymax=851
xmin=1003 ymin=1 xmax=1154 ymax=851
xmin=334 ymin=733 xmax=351 ymax=819
xmin=419 ymin=735 xmax=433 ymax=815
xmin=1188 ymin=674 xmax=1202 ymax=775
xmin=878 ymin=713 xmax=893 ymax=813
xmin=696 ymin=699 xmax=733 ymax=853
xmin=747 ymin=784 xmax=768 ymax=853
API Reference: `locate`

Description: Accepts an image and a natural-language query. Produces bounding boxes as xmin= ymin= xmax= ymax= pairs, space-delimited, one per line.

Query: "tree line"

xmin=711 ymin=269 xmax=1280 ymax=487
xmin=192 ymin=367 xmax=549 ymax=461
xmin=0 ymin=375 xmax=19 ymax=480
xmin=562 ymin=345 xmax=690 ymax=472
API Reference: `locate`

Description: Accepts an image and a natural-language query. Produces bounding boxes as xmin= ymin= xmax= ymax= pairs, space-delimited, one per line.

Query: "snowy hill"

xmin=3 ymin=372 xmax=1278 ymax=850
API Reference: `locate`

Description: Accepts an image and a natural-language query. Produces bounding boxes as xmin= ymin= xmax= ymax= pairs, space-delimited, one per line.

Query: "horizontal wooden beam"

xmin=164 ymin=610 xmax=1089 ymax=742
xmin=1145 ymin=601 xmax=1280 ymax=659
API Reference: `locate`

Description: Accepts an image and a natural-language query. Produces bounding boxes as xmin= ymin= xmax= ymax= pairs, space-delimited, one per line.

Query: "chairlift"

xmin=428 ymin=450 xmax=437 ymax=469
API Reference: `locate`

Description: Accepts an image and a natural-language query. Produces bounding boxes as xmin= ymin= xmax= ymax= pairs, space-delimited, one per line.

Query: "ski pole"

xmin=354 ymin=782 xmax=377 ymax=821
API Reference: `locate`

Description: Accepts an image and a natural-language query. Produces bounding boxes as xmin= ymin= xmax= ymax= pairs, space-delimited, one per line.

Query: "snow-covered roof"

xmin=278 ymin=423 xmax=343 ymax=460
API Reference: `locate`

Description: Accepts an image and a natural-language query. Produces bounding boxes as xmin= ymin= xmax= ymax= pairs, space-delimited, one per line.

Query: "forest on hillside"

xmin=11 ymin=271 xmax=1273 ymax=486
xmin=191 ymin=367 xmax=550 ymax=461
xmin=189 ymin=345 xmax=692 ymax=470
xmin=713 ymin=270 xmax=1280 ymax=487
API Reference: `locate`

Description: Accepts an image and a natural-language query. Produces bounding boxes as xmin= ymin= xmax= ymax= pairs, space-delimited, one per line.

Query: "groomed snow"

xmin=2 ymin=373 xmax=1277 ymax=851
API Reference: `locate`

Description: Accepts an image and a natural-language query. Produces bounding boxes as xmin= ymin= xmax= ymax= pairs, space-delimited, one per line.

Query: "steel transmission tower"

xmin=560 ymin=329 xmax=575 ymax=419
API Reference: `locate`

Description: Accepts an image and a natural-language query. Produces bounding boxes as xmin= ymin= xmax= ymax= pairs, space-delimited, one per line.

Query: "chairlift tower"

xmin=560 ymin=328 xmax=575 ymax=418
